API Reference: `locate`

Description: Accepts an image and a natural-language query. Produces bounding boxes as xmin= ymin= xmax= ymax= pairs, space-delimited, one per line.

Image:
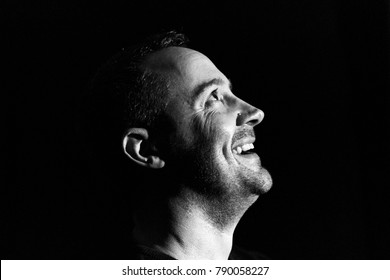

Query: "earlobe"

xmin=122 ymin=128 xmax=165 ymax=169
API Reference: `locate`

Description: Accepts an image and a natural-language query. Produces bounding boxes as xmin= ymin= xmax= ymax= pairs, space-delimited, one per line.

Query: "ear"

xmin=122 ymin=128 xmax=165 ymax=169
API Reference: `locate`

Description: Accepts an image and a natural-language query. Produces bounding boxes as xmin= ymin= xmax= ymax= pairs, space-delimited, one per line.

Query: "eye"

xmin=203 ymin=89 xmax=224 ymax=108
xmin=208 ymin=90 xmax=222 ymax=102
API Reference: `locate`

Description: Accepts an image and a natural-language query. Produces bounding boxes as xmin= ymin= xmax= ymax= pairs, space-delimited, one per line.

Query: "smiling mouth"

xmin=232 ymin=143 xmax=255 ymax=155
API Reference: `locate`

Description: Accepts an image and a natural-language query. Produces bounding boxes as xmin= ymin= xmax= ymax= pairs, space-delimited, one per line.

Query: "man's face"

xmin=144 ymin=47 xmax=272 ymax=201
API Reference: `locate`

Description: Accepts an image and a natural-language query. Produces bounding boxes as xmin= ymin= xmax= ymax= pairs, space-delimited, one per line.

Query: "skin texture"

xmin=123 ymin=47 xmax=272 ymax=259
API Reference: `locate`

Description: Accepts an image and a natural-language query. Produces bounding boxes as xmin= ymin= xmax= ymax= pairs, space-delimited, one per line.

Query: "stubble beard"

xmin=169 ymin=131 xmax=271 ymax=230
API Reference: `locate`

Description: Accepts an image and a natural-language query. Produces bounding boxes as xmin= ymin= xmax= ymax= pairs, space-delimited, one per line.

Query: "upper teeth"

xmin=233 ymin=143 xmax=254 ymax=154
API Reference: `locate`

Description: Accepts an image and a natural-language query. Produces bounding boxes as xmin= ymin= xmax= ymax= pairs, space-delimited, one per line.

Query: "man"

xmin=86 ymin=31 xmax=272 ymax=260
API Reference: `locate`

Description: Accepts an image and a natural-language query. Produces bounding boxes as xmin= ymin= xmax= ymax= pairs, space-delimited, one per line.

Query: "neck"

xmin=133 ymin=189 xmax=255 ymax=260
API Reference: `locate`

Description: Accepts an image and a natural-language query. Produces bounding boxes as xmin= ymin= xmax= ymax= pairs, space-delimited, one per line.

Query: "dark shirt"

xmin=130 ymin=244 xmax=269 ymax=260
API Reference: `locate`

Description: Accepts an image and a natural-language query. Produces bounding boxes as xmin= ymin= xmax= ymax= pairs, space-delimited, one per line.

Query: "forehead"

xmin=143 ymin=47 xmax=229 ymax=96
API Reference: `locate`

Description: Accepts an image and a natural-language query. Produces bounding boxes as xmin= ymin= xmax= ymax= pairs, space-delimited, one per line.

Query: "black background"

xmin=4 ymin=0 xmax=390 ymax=259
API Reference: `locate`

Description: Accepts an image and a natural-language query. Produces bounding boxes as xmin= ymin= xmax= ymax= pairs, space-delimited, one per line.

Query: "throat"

xmin=133 ymin=195 xmax=237 ymax=260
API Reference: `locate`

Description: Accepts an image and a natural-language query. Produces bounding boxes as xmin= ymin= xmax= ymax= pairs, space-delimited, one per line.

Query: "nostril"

xmin=248 ymin=118 xmax=260 ymax=126
xmin=245 ymin=109 xmax=264 ymax=127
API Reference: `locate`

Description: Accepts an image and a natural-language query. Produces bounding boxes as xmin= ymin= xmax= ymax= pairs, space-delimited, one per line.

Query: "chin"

xmin=243 ymin=167 xmax=273 ymax=196
xmin=257 ymin=167 xmax=273 ymax=194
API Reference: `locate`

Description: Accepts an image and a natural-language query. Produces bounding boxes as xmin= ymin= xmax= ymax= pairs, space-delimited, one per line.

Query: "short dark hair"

xmin=76 ymin=31 xmax=189 ymax=192
xmin=86 ymin=31 xmax=188 ymax=140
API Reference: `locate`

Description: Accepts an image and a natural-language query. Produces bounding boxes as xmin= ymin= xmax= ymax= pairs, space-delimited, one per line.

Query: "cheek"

xmin=192 ymin=111 xmax=222 ymax=141
xmin=210 ymin=110 xmax=237 ymax=136
xmin=192 ymin=110 xmax=236 ymax=151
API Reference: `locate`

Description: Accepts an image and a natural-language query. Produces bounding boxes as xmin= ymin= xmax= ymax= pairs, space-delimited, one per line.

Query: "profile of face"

xmin=124 ymin=46 xmax=272 ymax=211
xmin=142 ymin=47 xmax=273 ymax=202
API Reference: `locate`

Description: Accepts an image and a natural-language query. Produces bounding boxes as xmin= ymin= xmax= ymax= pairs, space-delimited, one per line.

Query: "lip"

xmin=230 ymin=136 xmax=261 ymax=167
xmin=233 ymin=149 xmax=261 ymax=167
xmin=231 ymin=136 xmax=256 ymax=151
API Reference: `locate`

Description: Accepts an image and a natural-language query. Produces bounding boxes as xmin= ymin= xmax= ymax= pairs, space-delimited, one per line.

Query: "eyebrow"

xmin=192 ymin=77 xmax=233 ymax=100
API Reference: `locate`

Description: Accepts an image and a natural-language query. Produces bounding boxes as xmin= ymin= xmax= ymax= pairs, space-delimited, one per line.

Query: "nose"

xmin=236 ymin=103 xmax=264 ymax=127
